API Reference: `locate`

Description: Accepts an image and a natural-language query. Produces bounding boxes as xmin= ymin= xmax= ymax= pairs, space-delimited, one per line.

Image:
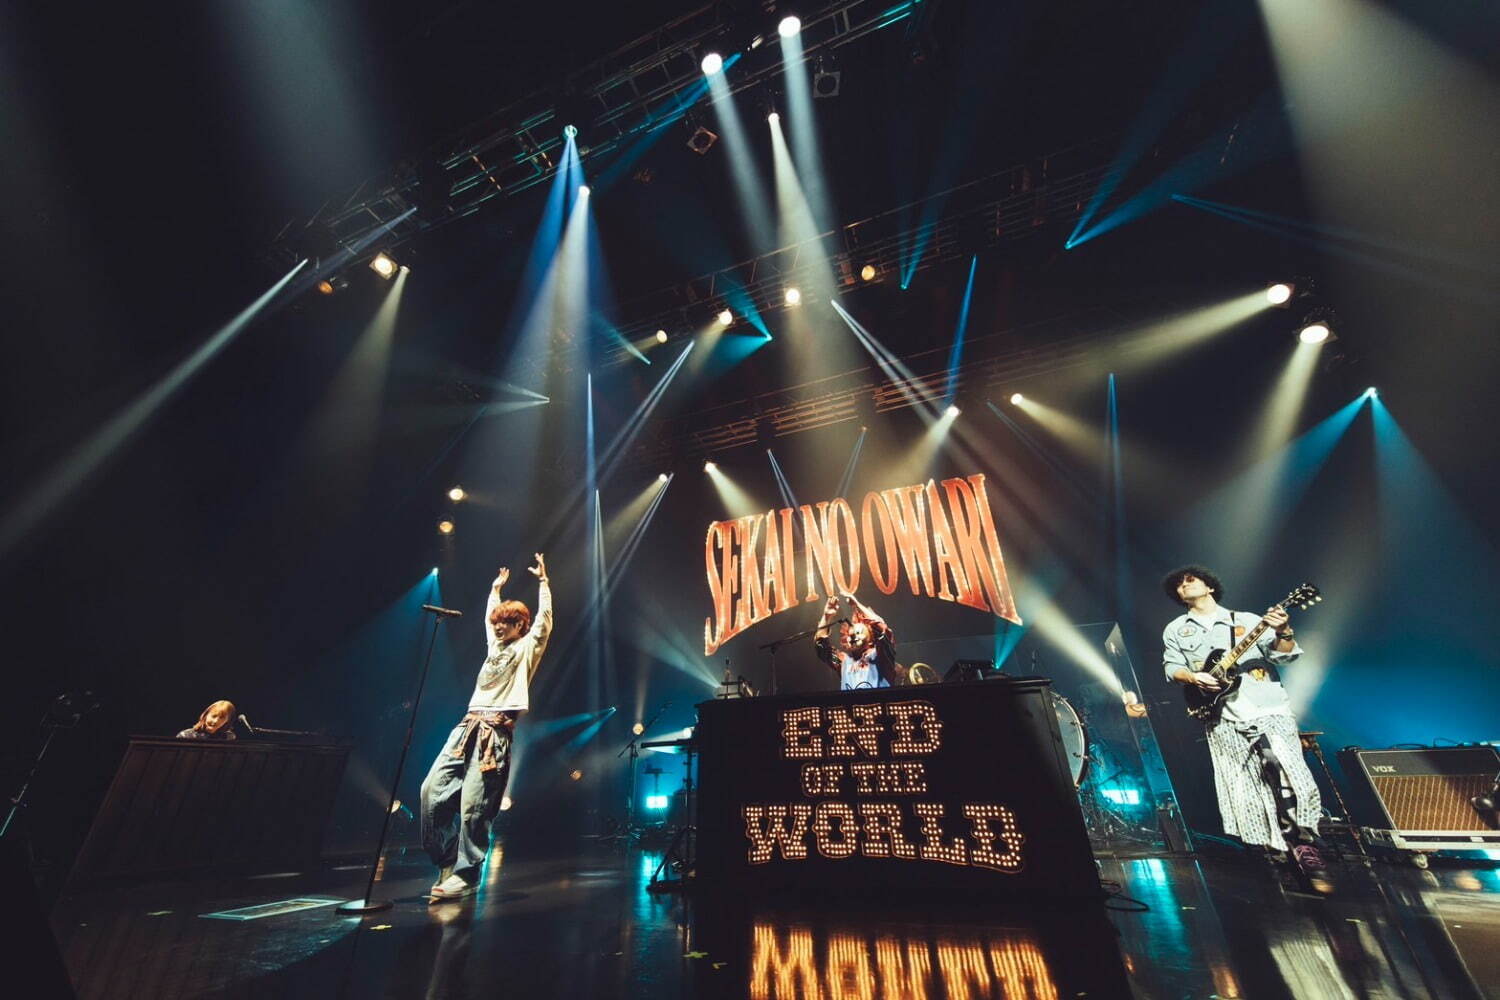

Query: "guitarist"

xmin=1160 ymin=565 xmax=1326 ymax=873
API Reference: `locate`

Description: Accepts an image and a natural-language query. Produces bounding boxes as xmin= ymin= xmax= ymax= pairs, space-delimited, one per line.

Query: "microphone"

xmin=422 ymin=604 xmax=463 ymax=617
xmin=238 ymin=714 xmax=255 ymax=734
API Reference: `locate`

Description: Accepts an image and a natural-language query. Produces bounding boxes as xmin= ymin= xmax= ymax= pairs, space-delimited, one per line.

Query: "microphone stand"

xmin=338 ymin=604 xmax=456 ymax=915
xmin=758 ymin=621 xmax=840 ymax=695
xmin=617 ymin=701 xmax=671 ymax=838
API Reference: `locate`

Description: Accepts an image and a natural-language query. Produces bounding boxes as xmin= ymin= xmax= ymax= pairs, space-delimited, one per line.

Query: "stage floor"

xmin=52 ymin=842 xmax=1500 ymax=998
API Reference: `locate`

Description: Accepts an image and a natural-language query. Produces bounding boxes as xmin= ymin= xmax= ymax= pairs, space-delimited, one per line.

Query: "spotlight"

xmin=316 ymin=279 xmax=336 ymax=296
xmin=1364 ymin=386 xmax=1378 ymax=399
xmin=563 ymin=123 xmax=578 ymax=139
xmin=437 ymin=519 xmax=455 ymax=535
xmin=945 ymin=404 xmax=960 ymax=417
xmin=657 ymin=472 xmax=669 ymax=483
xmin=767 ymin=111 xmax=780 ymax=124
xmin=686 ymin=125 xmax=719 ymax=155
xmin=704 ymin=461 xmax=718 ymax=473
xmin=369 ymin=253 xmax=398 ymax=280
xmin=860 ymin=264 xmax=877 ymax=282
xmin=717 ymin=308 xmax=733 ymax=326
xmin=784 ymin=287 xmax=801 ymax=306
xmin=1267 ymin=282 xmax=1294 ymax=306
xmin=390 ymin=799 xmax=404 ymax=814
xmin=633 ymin=722 xmax=645 ymax=735
xmin=447 ymin=486 xmax=466 ymax=502
xmin=645 ymin=795 xmax=669 ymax=810
xmin=701 ymin=51 xmax=723 ymax=76
xmin=570 ymin=769 xmax=583 ymax=781
xmin=1010 ymin=393 xmax=1024 ymax=405
xmin=578 ymin=184 xmax=590 ymax=198
xmin=1299 ymin=322 xmax=1330 ymax=345
xmin=499 ymin=795 xmax=513 ymax=811
xmin=778 ymin=15 xmax=802 ymax=37
xmin=655 ymin=329 xmax=668 ymax=344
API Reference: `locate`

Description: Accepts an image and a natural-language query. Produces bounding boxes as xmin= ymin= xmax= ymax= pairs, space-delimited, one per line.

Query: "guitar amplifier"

xmin=1338 ymin=746 xmax=1500 ymax=853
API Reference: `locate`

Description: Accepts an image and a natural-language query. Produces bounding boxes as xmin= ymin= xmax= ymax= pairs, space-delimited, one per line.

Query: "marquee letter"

xmin=878 ymin=485 xmax=934 ymax=596
xmin=924 ymin=479 xmax=969 ymax=603
xmin=860 ymin=490 xmax=900 ymax=595
xmin=744 ymin=805 xmax=813 ymax=863
xmin=703 ymin=521 xmax=739 ymax=655
xmin=859 ymin=802 xmax=919 ymax=859
xmin=963 ymin=804 xmax=1025 ymax=872
xmin=800 ymin=502 xmax=840 ymax=602
xmin=812 ymin=801 xmax=859 ymax=859
xmin=914 ymin=803 xmax=968 ymax=866
xmin=887 ymin=701 xmax=944 ymax=756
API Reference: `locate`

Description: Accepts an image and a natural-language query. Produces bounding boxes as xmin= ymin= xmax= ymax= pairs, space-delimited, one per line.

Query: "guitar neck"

xmin=1219 ymin=618 xmax=1272 ymax=672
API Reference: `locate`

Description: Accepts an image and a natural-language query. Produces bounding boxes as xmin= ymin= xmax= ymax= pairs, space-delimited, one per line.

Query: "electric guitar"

xmin=1182 ymin=582 xmax=1322 ymax=722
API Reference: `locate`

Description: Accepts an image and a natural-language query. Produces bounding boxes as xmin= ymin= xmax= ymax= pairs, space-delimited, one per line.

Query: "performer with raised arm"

xmin=1160 ymin=565 xmax=1325 ymax=873
xmin=421 ymin=553 xmax=553 ymax=900
xmin=814 ymin=591 xmax=901 ymax=690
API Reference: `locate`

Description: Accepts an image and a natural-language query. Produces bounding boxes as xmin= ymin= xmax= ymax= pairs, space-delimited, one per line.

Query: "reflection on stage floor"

xmin=51 ymin=844 xmax=1500 ymax=998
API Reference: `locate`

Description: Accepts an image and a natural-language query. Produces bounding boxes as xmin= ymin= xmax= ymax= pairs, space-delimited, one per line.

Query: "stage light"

xmin=390 ymin=799 xmax=404 ymax=814
xmin=499 ymin=795 xmax=513 ymax=811
xmin=316 ymin=279 xmax=336 ymax=296
xmin=430 ymin=567 xmax=439 ymax=576
xmin=778 ymin=15 xmax=801 ymax=37
xmin=784 ymin=287 xmax=801 ymax=306
xmin=717 ymin=308 xmax=733 ymax=326
xmin=633 ymin=722 xmax=645 ymax=735
xmin=655 ymin=329 xmax=668 ymax=344
xmin=570 ymin=769 xmax=583 ymax=781
xmin=645 ymin=795 xmax=669 ymax=810
xmin=687 ymin=125 xmax=719 ymax=155
xmin=657 ymin=473 xmax=668 ymax=483
xmin=701 ymin=51 xmax=723 ymax=76
xmin=1299 ymin=322 xmax=1330 ymax=344
xmin=447 ymin=486 xmax=466 ymax=502
xmin=946 ymin=404 xmax=960 ymax=417
xmin=1267 ymin=282 xmax=1294 ymax=305
xmin=563 ymin=123 xmax=578 ymax=139
xmin=1365 ymin=386 xmax=1378 ymax=398
xmin=1010 ymin=393 xmax=1024 ymax=405
xmin=860 ymin=264 xmax=877 ymax=282
xmin=578 ymin=184 xmax=590 ymax=198
xmin=437 ymin=519 xmax=455 ymax=535
xmin=704 ymin=460 xmax=718 ymax=473
xmin=767 ymin=110 xmax=780 ymax=124
xmin=369 ymin=253 xmax=397 ymax=279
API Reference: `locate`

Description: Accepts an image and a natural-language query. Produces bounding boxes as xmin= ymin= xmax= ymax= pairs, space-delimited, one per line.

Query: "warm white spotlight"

xmin=655 ymin=329 xmax=668 ymax=344
xmin=447 ymin=486 xmax=466 ymax=502
xmin=437 ymin=519 xmax=455 ymax=535
xmin=632 ymin=722 xmax=645 ymax=735
xmin=701 ymin=51 xmax=723 ymax=75
xmin=1009 ymin=393 xmax=1024 ymax=405
xmin=657 ymin=472 xmax=669 ymax=483
xmin=1299 ymin=322 xmax=1330 ymax=345
xmin=570 ymin=769 xmax=583 ymax=781
xmin=945 ymin=404 xmax=960 ymax=417
xmin=1267 ymin=282 xmax=1293 ymax=305
xmin=784 ymin=287 xmax=801 ymax=306
xmin=860 ymin=264 xmax=877 ymax=282
xmin=369 ymin=253 xmax=397 ymax=279
xmin=717 ymin=308 xmax=733 ymax=326
xmin=704 ymin=461 xmax=718 ymax=473
xmin=499 ymin=795 xmax=513 ymax=811
xmin=767 ymin=111 xmax=780 ymax=124
xmin=578 ymin=184 xmax=591 ymax=198
xmin=778 ymin=15 xmax=802 ymax=37
xmin=316 ymin=279 xmax=336 ymax=296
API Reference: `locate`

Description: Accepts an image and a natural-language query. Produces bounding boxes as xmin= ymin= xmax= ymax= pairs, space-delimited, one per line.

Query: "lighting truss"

xmin=264 ymin=0 xmax=922 ymax=271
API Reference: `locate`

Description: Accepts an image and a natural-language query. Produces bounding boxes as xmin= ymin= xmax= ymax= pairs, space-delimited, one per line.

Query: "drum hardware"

xmin=905 ymin=662 xmax=939 ymax=685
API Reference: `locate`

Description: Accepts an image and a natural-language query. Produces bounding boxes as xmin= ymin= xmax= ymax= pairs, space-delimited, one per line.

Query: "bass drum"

xmin=1052 ymin=693 xmax=1090 ymax=787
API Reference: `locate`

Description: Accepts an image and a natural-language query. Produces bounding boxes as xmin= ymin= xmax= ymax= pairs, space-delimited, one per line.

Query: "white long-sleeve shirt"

xmin=468 ymin=578 xmax=553 ymax=713
xmin=1162 ymin=607 xmax=1302 ymax=724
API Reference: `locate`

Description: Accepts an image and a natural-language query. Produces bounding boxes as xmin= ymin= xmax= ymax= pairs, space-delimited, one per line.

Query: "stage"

xmin=51 ymin=842 xmax=1500 ymax=998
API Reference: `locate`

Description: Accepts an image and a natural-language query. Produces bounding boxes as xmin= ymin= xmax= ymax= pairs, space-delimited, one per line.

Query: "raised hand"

xmin=529 ymin=553 xmax=547 ymax=581
xmin=495 ymin=567 xmax=510 ymax=588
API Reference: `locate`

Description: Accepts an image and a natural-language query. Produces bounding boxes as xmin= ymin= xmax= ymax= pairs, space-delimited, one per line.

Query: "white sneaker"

xmin=429 ymin=874 xmax=475 ymax=899
xmin=429 ymin=865 xmax=454 ymax=894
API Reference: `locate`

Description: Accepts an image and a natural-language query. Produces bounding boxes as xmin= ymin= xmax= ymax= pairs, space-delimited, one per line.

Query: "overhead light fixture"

xmin=717 ymin=308 xmax=733 ymax=327
xmin=767 ymin=111 xmax=780 ymax=124
xmin=633 ymin=722 xmax=646 ymax=735
xmin=563 ymin=124 xmax=578 ymax=139
xmin=316 ymin=279 xmax=336 ymax=296
xmin=655 ymin=329 xmax=668 ymax=344
xmin=704 ymin=461 xmax=718 ymax=473
xmin=813 ymin=56 xmax=841 ymax=98
xmin=577 ymin=185 xmax=590 ymax=198
xmin=437 ymin=519 xmax=455 ymax=535
xmin=369 ymin=253 xmax=398 ymax=279
xmin=946 ymin=405 xmax=961 ymax=417
xmin=686 ymin=125 xmax=719 ymax=155
xmin=784 ymin=287 xmax=801 ymax=306
xmin=447 ymin=486 xmax=466 ymax=502
xmin=1010 ymin=393 xmax=1024 ymax=405
xmin=701 ymin=51 xmax=723 ymax=76
xmin=1266 ymin=282 xmax=1294 ymax=306
xmin=1364 ymin=387 xmax=1378 ymax=399
xmin=657 ymin=473 xmax=669 ymax=483
xmin=778 ymin=15 xmax=802 ymax=38
xmin=1299 ymin=322 xmax=1330 ymax=345
xmin=860 ymin=264 xmax=877 ymax=282
xmin=570 ymin=769 xmax=583 ymax=781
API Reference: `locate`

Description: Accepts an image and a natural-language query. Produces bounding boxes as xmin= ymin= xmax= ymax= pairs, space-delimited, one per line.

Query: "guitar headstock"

xmin=1284 ymin=582 xmax=1322 ymax=611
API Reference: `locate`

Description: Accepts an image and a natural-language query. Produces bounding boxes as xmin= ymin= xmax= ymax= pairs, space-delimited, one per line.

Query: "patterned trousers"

xmin=1206 ymin=713 xmax=1322 ymax=851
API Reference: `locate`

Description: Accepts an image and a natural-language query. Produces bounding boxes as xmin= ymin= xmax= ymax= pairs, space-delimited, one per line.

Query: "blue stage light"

xmin=645 ymin=795 xmax=669 ymax=810
xmin=701 ymin=52 xmax=723 ymax=76
xmin=1099 ymin=787 xmax=1142 ymax=806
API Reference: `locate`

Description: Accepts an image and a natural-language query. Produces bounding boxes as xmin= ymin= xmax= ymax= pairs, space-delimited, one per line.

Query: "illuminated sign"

xmin=703 ymin=474 xmax=1020 ymax=654
xmin=694 ymin=681 xmax=1098 ymax=898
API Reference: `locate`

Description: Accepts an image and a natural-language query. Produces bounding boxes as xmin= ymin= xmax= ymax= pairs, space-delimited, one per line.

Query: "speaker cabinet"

xmin=1338 ymin=746 xmax=1500 ymax=852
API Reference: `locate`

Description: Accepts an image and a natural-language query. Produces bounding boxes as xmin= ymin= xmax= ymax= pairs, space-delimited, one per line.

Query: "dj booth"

xmin=694 ymin=677 xmax=1099 ymax=900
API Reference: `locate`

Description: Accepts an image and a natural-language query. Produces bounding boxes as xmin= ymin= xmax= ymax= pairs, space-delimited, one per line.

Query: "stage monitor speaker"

xmin=1338 ymin=746 xmax=1500 ymax=853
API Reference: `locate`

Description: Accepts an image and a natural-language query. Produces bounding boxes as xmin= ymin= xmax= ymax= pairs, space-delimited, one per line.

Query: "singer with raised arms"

xmin=814 ymin=591 xmax=900 ymax=689
xmin=420 ymin=554 xmax=552 ymax=900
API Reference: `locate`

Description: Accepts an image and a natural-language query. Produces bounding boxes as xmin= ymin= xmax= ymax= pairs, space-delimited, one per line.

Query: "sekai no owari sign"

xmin=703 ymin=474 xmax=1021 ymax=655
